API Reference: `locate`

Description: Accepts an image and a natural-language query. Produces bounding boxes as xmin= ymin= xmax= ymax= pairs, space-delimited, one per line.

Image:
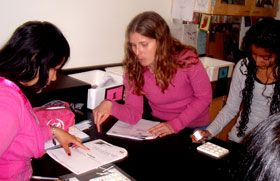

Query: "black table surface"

xmin=32 ymin=111 xmax=243 ymax=181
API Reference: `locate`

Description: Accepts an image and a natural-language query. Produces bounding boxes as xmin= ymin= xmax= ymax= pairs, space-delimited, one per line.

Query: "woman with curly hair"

xmin=192 ymin=18 xmax=280 ymax=143
xmin=93 ymin=11 xmax=212 ymax=137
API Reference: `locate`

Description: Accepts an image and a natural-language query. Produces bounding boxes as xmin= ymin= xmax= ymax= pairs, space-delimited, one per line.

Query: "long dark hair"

xmin=238 ymin=18 xmax=280 ymax=137
xmin=0 ymin=21 xmax=70 ymax=92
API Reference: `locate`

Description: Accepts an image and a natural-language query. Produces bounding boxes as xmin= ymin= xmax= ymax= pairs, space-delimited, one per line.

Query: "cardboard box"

xmin=200 ymin=57 xmax=235 ymax=82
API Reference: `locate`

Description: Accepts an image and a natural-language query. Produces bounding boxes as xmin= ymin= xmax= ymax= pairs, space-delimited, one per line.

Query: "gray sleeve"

xmin=206 ymin=60 xmax=245 ymax=138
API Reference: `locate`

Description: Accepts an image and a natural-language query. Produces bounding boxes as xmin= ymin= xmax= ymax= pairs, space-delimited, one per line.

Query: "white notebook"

xmin=106 ymin=119 xmax=160 ymax=140
xmin=47 ymin=139 xmax=128 ymax=175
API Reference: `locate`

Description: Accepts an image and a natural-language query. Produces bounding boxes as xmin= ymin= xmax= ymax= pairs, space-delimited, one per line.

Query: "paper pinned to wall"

xmin=170 ymin=19 xmax=184 ymax=41
xmin=171 ymin=0 xmax=194 ymax=21
xmin=183 ymin=24 xmax=198 ymax=48
xmin=197 ymin=30 xmax=207 ymax=55
xmin=170 ymin=22 xmax=198 ymax=48
xmin=194 ymin=0 xmax=210 ymax=12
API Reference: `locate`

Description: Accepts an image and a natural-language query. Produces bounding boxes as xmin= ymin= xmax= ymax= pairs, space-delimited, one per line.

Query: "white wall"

xmin=276 ymin=0 xmax=280 ymax=20
xmin=0 ymin=0 xmax=172 ymax=69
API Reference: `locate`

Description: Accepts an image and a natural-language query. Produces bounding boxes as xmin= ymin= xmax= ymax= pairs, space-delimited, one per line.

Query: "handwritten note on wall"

xmin=171 ymin=0 xmax=194 ymax=21
xmin=194 ymin=0 xmax=210 ymax=12
xmin=170 ymin=22 xmax=198 ymax=49
xmin=183 ymin=24 xmax=198 ymax=48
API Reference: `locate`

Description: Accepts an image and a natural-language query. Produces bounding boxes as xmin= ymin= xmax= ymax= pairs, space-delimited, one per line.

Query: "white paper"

xmin=44 ymin=127 xmax=89 ymax=150
xmin=170 ymin=22 xmax=198 ymax=48
xmin=194 ymin=0 xmax=210 ymax=12
xmin=183 ymin=24 xmax=198 ymax=48
xmin=172 ymin=0 xmax=194 ymax=21
xmin=75 ymin=120 xmax=92 ymax=131
xmin=170 ymin=19 xmax=184 ymax=42
xmin=106 ymin=119 xmax=160 ymax=140
xmin=47 ymin=139 xmax=128 ymax=175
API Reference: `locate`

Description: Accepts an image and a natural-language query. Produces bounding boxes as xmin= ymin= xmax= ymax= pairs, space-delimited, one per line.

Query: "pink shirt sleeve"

xmin=111 ymin=75 xmax=143 ymax=124
xmin=111 ymin=50 xmax=212 ymax=133
xmin=40 ymin=125 xmax=52 ymax=142
xmin=0 ymin=97 xmax=20 ymax=157
xmin=0 ymin=86 xmax=50 ymax=158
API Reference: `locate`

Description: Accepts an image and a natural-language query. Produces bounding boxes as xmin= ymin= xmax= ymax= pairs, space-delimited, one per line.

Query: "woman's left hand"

xmin=148 ymin=123 xmax=174 ymax=138
xmin=54 ymin=127 xmax=89 ymax=156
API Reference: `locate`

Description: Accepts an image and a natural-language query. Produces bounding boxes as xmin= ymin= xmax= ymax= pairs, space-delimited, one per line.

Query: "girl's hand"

xmin=92 ymin=100 xmax=113 ymax=133
xmin=191 ymin=129 xmax=211 ymax=143
xmin=54 ymin=127 xmax=89 ymax=156
xmin=149 ymin=122 xmax=174 ymax=138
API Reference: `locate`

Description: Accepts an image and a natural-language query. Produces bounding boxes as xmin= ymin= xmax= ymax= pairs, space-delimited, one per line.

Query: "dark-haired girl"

xmin=0 ymin=21 xmax=88 ymax=180
xmin=192 ymin=18 xmax=280 ymax=143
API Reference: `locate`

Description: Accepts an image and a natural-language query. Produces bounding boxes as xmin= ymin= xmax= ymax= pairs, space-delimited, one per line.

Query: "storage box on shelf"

xmin=200 ymin=57 xmax=235 ymax=82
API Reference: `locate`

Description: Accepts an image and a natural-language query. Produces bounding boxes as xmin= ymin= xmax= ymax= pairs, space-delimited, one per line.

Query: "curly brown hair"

xmin=123 ymin=11 xmax=197 ymax=95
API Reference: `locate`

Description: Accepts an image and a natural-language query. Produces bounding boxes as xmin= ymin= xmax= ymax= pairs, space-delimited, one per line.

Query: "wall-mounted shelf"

xmin=194 ymin=0 xmax=278 ymax=17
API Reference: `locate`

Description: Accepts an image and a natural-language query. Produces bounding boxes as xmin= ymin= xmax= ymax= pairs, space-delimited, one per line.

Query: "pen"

xmin=82 ymin=138 xmax=89 ymax=143
xmin=68 ymin=138 xmax=89 ymax=147
xmin=48 ymin=138 xmax=89 ymax=150
xmin=32 ymin=176 xmax=61 ymax=180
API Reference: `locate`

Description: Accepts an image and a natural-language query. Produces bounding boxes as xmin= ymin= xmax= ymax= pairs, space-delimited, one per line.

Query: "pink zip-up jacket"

xmin=111 ymin=50 xmax=212 ymax=133
xmin=0 ymin=79 xmax=52 ymax=180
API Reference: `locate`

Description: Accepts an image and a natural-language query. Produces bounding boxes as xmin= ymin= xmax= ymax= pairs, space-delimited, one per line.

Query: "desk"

xmin=32 ymin=111 xmax=243 ymax=181
xmin=27 ymin=73 xmax=91 ymax=108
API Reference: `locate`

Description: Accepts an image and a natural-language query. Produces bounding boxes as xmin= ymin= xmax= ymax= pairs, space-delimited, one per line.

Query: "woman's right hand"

xmin=54 ymin=127 xmax=89 ymax=156
xmin=92 ymin=100 xmax=112 ymax=133
xmin=191 ymin=129 xmax=211 ymax=143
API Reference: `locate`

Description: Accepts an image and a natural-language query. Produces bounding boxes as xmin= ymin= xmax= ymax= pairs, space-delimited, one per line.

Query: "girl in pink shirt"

xmin=93 ymin=11 xmax=212 ymax=137
xmin=0 ymin=21 xmax=88 ymax=180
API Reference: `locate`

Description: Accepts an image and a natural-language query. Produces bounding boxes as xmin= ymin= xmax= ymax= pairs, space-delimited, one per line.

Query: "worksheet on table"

xmin=47 ymin=139 xmax=128 ymax=175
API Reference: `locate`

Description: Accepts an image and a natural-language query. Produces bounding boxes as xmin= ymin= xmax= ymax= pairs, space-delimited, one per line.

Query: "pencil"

xmin=31 ymin=175 xmax=61 ymax=180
